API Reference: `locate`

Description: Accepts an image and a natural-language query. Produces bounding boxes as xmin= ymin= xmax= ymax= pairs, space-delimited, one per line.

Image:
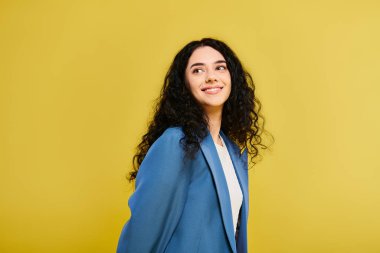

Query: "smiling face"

xmin=185 ymin=46 xmax=231 ymax=114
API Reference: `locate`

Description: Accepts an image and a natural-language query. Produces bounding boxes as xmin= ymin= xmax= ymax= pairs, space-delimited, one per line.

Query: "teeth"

xmin=205 ymin=88 xmax=220 ymax=91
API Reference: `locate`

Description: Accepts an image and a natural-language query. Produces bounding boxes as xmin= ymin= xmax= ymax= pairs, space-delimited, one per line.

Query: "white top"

xmin=214 ymin=134 xmax=243 ymax=235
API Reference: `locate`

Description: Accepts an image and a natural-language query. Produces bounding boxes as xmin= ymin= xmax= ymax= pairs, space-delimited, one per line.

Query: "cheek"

xmin=225 ymin=84 xmax=231 ymax=94
xmin=225 ymin=79 xmax=232 ymax=95
xmin=224 ymin=73 xmax=232 ymax=83
xmin=186 ymin=76 xmax=200 ymax=91
xmin=184 ymin=78 xmax=197 ymax=97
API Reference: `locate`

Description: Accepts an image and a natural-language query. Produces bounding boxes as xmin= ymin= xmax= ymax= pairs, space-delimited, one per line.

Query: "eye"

xmin=216 ymin=65 xmax=227 ymax=71
xmin=192 ymin=68 xmax=204 ymax=74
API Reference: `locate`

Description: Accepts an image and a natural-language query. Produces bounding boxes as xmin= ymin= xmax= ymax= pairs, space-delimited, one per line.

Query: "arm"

xmin=117 ymin=128 xmax=191 ymax=253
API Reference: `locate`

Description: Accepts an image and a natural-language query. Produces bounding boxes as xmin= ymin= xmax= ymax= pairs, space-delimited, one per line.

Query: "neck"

xmin=204 ymin=107 xmax=223 ymax=145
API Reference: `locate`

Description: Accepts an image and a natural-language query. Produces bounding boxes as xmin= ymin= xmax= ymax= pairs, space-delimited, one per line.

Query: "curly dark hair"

xmin=128 ymin=37 xmax=273 ymax=182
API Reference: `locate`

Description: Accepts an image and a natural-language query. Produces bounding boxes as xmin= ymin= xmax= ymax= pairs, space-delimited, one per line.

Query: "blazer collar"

xmin=200 ymin=129 xmax=248 ymax=253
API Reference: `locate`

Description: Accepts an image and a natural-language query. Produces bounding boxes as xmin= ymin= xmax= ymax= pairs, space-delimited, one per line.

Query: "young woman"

xmin=117 ymin=38 xmax=271 ymax=253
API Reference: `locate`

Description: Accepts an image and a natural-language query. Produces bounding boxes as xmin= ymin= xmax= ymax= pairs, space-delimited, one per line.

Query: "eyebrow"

xmin=190 ymin=60 xmax=227 ymax=69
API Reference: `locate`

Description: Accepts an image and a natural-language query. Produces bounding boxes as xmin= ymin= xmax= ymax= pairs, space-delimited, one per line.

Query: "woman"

xmin=117 ymin=38 xmax=271 ymax=253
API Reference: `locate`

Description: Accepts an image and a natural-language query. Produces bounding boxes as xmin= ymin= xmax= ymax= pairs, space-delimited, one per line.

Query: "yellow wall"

xmin=1 ymin=0 xmax=379 ymax=252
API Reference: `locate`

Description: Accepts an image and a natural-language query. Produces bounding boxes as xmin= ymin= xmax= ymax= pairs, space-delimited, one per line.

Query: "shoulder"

xmin=151 ymin=127 xmax=185 ymax=149
xmin=159 ymin=126 xmax=185 ymax=141
xmin=145 ymin=127 xmax=185 ymax=158
xmin=137 ymin=127 xmax=190 ymax=183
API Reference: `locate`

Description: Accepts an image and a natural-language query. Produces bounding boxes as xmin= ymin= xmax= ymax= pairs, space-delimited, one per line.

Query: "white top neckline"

xmin=214 ymin=134 xmax=243 ymax=235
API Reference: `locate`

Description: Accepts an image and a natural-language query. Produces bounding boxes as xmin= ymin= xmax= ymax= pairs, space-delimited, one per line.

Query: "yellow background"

xmin=1 ymin=0 xmax=379 ymax=252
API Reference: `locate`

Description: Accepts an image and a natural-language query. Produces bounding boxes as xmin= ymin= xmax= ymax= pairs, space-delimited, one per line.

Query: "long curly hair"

xmin=128 ymin=37 xmax=273 ymax=182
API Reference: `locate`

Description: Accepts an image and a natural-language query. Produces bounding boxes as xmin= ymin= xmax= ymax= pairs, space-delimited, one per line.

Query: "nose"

xmin=205 ymin=71 xmax=218 ymax=83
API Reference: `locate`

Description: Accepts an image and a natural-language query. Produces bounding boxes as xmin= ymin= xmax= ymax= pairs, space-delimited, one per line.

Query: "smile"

xmin=203 ymin=87 xmax=223 ymax=94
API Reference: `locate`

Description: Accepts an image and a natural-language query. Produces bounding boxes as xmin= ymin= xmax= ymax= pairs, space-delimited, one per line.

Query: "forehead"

xmin=187 ymin=46 xmax=225 ymax=64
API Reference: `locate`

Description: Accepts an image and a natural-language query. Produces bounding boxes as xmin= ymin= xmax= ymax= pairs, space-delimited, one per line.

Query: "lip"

xmin=201 ymin=85 xmax=223 ymax=91
xmin=202 ymin=86 xmax=223 ymax=95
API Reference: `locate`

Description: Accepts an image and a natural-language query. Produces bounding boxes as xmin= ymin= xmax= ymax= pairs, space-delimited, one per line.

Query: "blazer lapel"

xmin=200 ymin=130 xmax=248 ymax=253
xmin=220 ymin=130 xmax=249 ymax=227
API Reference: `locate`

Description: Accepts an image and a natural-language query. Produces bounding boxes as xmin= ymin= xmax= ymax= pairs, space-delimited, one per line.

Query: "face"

xmin=185 ymin=46 xmax=231 ymax=114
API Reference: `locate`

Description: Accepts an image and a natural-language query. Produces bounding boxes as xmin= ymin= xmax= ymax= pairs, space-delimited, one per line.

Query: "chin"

xmin=201 ymin=101 xmax=227 ymax=110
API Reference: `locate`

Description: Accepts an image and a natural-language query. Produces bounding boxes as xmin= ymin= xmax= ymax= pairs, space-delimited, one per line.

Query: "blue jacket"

xmin=117 ymin=127 xmax=249 ymax=253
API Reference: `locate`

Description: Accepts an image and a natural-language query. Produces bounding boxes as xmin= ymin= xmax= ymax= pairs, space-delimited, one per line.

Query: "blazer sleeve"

xmin=117 ymin=128 xmax=192 ymax=253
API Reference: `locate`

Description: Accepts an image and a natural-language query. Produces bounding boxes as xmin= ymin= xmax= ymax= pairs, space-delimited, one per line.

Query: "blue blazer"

xmin=117 ymin=127 xmax=249 ymax=253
